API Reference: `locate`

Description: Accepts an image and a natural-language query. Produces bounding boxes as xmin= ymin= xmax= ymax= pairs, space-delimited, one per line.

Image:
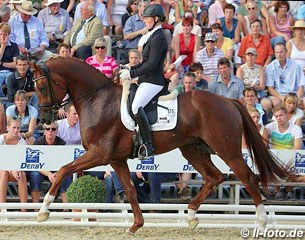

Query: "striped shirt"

xmin=85 ymin=55 xmax=118 ymax=78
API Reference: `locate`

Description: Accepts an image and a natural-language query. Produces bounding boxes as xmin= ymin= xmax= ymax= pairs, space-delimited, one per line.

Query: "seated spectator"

xmin=174 ymin=0 xmax=197 ymax=24
xmin=0 ymin=4 xmax=11 ymax=23
xmin=238 ymin=19 xmax=273 ymax=67
xmin=195 ymin=0 xmax=211 ymax=25
xmin=175 ymin=71 xmax=201 ymax=93
xmin=240 ymin=1 xmax=269 ymax=38
xmin=6 ymin=90 xmax=39 ymax=144
xmin=64 ymin=1 xmax=103 ymax=60
xmin=208 ymin=0 xmax=226 ymax=27
xmin=57 ymin=42 xmax=71 ymax=58
xmin=265 ymin=43 xmax=305 ymax=112
xmin=243 ymin=86 xmax=267 ymax=126
xmin=27 ymin=121 xmax=72 ymax=204
xmin=266 ymin=106 xmax=303 ymax=200
xmin=269 ymin=1 xmax=294 ymax=48
xmin=8 ymin=0 xmax=23 ymax=18
xmin=236 ymin=48 xmax=266 ymax=101
xmin=211 ymin=23 xmax=233 ymax=60
xmin=9 ymin=1 xmax=53 ymax=63
xmin=0 ymin=22 xmax=19 ymax=98
xmin=208 ymin=57 xmax=244 ymax=103
xmin=286 ymin=20 xmax=305 ymax=72
xmin=37 ymin=0 xmax=71 ymax=53
xmin=172 ymin=17 xmax=200 ymax=72
xmin=6 ymin=54 xmax=38 ymax=110
xmin=0 ymin=117 xmax=27 ymax=210
xmin=196 ymin=32 xmax=224 ymax=83
xmin=122 ymin=48 xmax=140 ymax=84
xmin=189 ymin=62 xmax=208 ymax=90
xmin=172 ymin=10 xmax=202 ymax=38
xmin=85 ymin=37 xmax=119 ymax=78
xmin=121 ymin=0 xmax=138 ymax=29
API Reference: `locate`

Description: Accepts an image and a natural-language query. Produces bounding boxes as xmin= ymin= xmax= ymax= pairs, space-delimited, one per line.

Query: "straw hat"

xmin=9 ymin=0 xmax=25 ymax=4
xmin=44 ymin=0 xmax=64 ymax=6
xmin=16 ymin=1 xmax=38 ymax=15
xmin=291 ymin=20 xmax=305 ymax=29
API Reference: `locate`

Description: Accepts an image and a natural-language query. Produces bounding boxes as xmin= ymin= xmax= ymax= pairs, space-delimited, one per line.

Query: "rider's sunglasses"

xmin=45 ymin=127 xmax=57 ymax=131
xmin=95 ymin=46 xmax=106 ymax=50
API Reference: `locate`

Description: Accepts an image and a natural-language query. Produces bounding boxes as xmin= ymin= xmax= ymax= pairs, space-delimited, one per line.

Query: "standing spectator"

xmin=196 ymin=32 xmax=224 ymax=82
xmin=269 ymin=1 xmax=294 ymax=48
xmin=0 ymin=118 xmax=28 ymax=209
xmin=6 ymin=54 xmax=38 ymax=110
xmin=172 ymin=17 xmax=200 ymax=71
xmin=208 ymin=57 xmax=244 ymax=103
xmin=85 ymin=37 xmax=118 ymax=78
xmin=107 ymin=0 xmax=128 ymax=36
xmin=238 ymin=19 xmax=273 ymax=67
xmin=211 ymin=23 xmax=233 ymax=60
xmin=0 ymin=22 xmax=19 ymax=98
xmin=265 ymin=43 xmax=305 ymax=111
xmin=64 ymin=1 xmax=103 ymax=60
xmin=9 ymin=1 xmax=52 ymax=63
xmin=286 ymin=20 xmax=305 ymax=71
xmin=266 ymin=106 xmax=303 ymax=200
xmin=123 ymin=0 xmax=148 ymax=62
xmin=174 ymin=0 xmax=197 ymax=24
xmin=37 ymin=0 xmax=71 ymax=53
xmin=27 ymin=122 xmax=72 ymax=203
xmin=208 ymin=0 xmax=226 ymax=27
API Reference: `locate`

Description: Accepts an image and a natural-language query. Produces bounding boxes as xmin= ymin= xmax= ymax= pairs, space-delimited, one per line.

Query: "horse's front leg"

xmin=110 ymin=161 xmax=144 ymax=234
xmin=38 ymin=150 xmax=101 ymax=222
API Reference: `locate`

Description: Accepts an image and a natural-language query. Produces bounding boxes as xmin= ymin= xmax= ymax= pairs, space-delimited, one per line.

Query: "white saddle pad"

xmin=120 ymin=81 xmax=178 ymax=131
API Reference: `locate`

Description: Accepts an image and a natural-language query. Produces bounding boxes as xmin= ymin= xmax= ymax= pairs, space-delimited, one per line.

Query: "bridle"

xmin=32 ymin=62 xmax=121 ymax=114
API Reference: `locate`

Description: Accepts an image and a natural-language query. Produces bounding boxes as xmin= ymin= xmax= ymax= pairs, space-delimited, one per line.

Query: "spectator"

xmin=121 ymin=0 xmax=138 ymax=29
xmin=8 ymin=0 xmax=24 ymax=18
xmin=196 ymin=32 xmax=224 ymax=83
xmin=195 ymin=0 xmax=211 ymax=25
xmin=9 ymin=1 xmax=52 ymax=63
xmin=172 ymin=17 xmax=200 ymax=71
xmin=6 ymin=54 xmax=38 ymax=110
xmin=269 ymin=1 xmax=294 ymax=48
xmin=27 ymin=121 xmax=72 ymax=203
xmin=174 ymin=0 xmax=197 ymax=24
xmin=6 ymin=90 xmax=39 ymax=144
xmin=60 ymin=0 xmax=75 ymax=18
xmin=208 ymin=57 xmax=244 ymax=103
xmin=0 ymin=5 xmax=11 ymax=23
xmin=297 ymin=4 xmax=305 ymax=21
xmin=85 ymin=37 xmax=118 ymax=78
xmin=37 ymin=0 xmax=71 ymax=53
xmin=106 ymin=0 xmax=128 ymax=36
xmin=0 ymin=117 xmax=27 ymax=210
xmin=73 ymin=0 xmax=108 ymax=36
xmin=172 ymin=10 xmax=202 ymax=38
xmin=208 ymin=0 xmax=226 ymax=27
xmin=175 ymin=71 xmax=201 ymax=93
xmin=104 ymin=171 xmax=126 ymax=203
xmin=286 ymin=20 xmax=305 ymax=71
xmin=265 ymin=43 xmax=305 ymax=112
xmin=266 ymin=106 xmax=303 ymax=200
xmin=56 ymin=42 xmax=70 ymax=58
xmin=64 ymin=1 xmax=103 ymax=60
xmin=236 ymin=48 xmax=266 ymax=101
xmin=189 ymin=62 xmax=208 ymax=90
xmin=123 ymin=0 xmax=149 ymax=62
xmin=122 ymin=48 xmax=140 ymax=84
xmin=238 ymin=19 xmax=273 ymax=67
xmin=0 ymin=22 xmax=19 ymax=99
xmin=211 ymin=23 xmax=233 ymax=60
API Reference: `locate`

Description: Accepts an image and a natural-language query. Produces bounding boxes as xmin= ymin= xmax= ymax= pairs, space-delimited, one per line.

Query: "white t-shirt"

xmin=266 ymin=121 xmax=303 ymax=149
xmin=0 ymin=134 xmax=26 ymax=145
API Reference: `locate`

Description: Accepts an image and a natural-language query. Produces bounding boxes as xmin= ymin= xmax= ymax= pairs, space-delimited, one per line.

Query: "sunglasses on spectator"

xmin=205 ymin=40 xmax=215 ymax=43
xmin=45 ymin=127 xmax=57 ymax=131
xmin=248 ymin=7 xmax=255 ymax=10
xmin=95 ymin=46 xmax=106 ymax=50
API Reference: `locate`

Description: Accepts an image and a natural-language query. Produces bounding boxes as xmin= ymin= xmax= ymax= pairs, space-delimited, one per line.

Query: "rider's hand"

xmin=119 ymin=69 xmax=131 ymax=80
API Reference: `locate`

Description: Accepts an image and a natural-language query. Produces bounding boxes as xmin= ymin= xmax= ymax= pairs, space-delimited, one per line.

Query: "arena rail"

xmin=0 ymin=203 xmax=305 ymax=229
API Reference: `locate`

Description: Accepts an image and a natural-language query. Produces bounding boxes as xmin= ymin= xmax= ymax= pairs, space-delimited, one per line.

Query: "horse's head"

xmin=31 ymin=61 xmax=67 ymax=124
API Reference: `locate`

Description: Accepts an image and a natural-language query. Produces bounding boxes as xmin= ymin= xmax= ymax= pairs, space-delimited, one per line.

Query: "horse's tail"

xmin=231 ymin=99 xmax=292 ymax=184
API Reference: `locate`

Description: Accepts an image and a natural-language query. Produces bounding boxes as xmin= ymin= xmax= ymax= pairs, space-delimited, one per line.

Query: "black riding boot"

xmin=136 ymin=107 xmax=154 ymax=160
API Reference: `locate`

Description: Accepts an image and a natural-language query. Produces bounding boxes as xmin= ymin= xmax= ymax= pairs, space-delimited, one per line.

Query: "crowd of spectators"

xmin=0 ymin=0 xmax=304 ymax=205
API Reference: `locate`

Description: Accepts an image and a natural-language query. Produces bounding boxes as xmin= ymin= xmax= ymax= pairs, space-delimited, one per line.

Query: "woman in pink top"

xmin=85 ymin=37 xmax=119 ymax=78
xmin=269 ymin=1 xmax=295 ymax=48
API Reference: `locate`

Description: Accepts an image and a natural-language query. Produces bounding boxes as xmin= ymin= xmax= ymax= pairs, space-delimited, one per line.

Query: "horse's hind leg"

xmin=110 ymin=161 xmax=144 ymax=234
xmin=179 ymin=145 xmax=224 ymax=229
xmin=38 ymin=150 xmax=102 ymax=222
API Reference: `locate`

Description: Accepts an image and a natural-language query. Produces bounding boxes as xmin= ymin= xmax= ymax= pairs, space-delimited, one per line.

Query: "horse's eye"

xmin=39 ymin=87 xmax=47 ymax=94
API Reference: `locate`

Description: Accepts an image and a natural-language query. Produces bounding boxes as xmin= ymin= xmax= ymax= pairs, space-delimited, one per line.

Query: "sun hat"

xmin=291 ymin=20 xmax=305 ymax=29
xmin=16 ymin=1 xmax=38 ymax=15
xmin=44 ymin=0 xmax=64 ymax=6
xmin=245 ymin=47 xmax=257 ymax=55
xmin=9 ymin=0 xmax=25 ymax=4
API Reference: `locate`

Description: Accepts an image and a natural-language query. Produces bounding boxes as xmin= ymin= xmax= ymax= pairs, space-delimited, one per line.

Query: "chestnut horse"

xmin=32 ymin=57 xmax=290 ymax=234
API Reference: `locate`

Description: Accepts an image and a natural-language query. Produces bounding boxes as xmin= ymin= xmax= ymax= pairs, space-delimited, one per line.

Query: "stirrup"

xmin=138 ymin=144 xmax=148 ymax=160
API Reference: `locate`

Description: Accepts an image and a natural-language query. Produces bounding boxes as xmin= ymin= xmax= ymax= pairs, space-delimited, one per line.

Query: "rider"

xmin=120 ymin=4 xmax=168 ymax=159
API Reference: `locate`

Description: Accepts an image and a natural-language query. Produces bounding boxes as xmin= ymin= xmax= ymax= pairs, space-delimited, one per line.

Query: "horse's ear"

xmin=28 ymin=61 xmax=36 ymax=71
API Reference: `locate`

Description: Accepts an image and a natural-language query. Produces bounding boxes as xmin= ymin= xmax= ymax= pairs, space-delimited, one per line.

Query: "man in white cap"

xmin=9 ymin=1 xmax=52 ymax=62
xmin=38 ymin=0 xmax=71 ymax=52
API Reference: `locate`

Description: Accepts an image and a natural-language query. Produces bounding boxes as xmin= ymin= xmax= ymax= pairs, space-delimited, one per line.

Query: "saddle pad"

xmin=120 ymin=97 xmax=178 ymax=131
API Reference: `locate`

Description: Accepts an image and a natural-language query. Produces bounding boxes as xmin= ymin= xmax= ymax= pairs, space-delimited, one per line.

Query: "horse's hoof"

xmin=188 ymin=218 xmax=199 ymax=230
xmin=37 ymin=212 xmax=50 ymax=222
xmin=125 ymin=229 xmax=135 ymax=236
